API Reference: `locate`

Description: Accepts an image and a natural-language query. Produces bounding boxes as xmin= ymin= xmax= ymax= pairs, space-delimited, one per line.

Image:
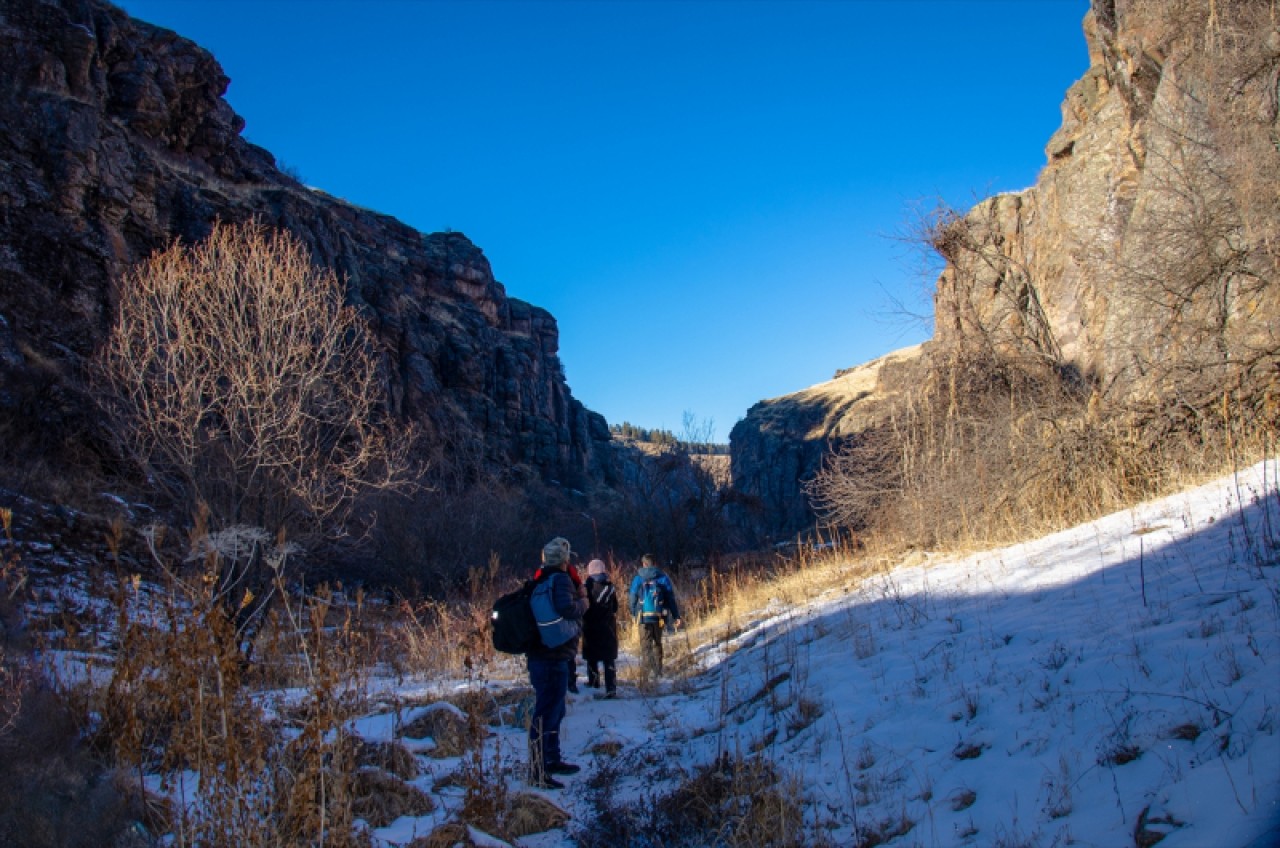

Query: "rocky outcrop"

xmin=731 ymin=0 xmax=1280 ymax=539
xmin=932 ymin=1 xmax=1280 ymax=413
xmin=729 ymin=346 xmax=923 ymax=543
xmin=0 ymin=0 xmax=614 ymax=497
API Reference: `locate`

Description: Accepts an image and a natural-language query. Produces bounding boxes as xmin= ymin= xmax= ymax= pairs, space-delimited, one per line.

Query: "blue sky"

xmin=116 ymin=0 xmax=1091 ymax=443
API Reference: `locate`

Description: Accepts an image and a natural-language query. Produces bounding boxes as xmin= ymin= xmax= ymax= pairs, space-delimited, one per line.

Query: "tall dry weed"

xmin=94 ymin=544 xmax=374 ymax=847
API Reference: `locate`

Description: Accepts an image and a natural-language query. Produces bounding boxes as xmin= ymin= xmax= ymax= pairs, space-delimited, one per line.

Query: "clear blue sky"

xmin=115 ymin=0 xmax=1090 ymax=443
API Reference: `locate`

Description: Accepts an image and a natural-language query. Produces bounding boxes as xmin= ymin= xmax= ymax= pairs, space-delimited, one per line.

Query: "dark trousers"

xmin=587 ymin=659 xmax=617 ymax=693
xmin=527 ymin=656 xmax=569 ymax=775
xmin=640 ymin=620 xmax=665 ymax=674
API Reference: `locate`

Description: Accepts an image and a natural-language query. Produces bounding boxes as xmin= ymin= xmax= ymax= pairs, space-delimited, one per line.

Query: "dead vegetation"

xmin=577 ymin=751 xmax=815 ymax=848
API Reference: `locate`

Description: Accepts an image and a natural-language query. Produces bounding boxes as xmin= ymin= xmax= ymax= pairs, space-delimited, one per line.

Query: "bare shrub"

xmin=810 ymin=350 xmax=1165 ymax=548
xmin=0 ymin=654 xmax=25 ymax=741
xmin=93 ymin=220 xmax=411 ymax=547
xmin=0 ymin=508 xmax=33 ymax=749
xmin=0 ymin=507 xmax=27 ymax=648
xmin=1091 ymin=1 xmax=1280 ymax=431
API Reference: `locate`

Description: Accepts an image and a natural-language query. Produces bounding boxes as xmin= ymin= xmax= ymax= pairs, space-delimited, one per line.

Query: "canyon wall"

xmin=0 ymin=0 xmax=614 ymax=502
xmin=729 ymin=346 xmax=923 ymax=544
xmin=932 ymin=0 xmax=1279 ymax=412
xmin=732 ymin=0 xmax=1280 ymax=540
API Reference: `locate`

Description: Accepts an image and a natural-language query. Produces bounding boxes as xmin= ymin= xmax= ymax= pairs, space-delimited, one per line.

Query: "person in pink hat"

xmin=581 ymin=559 xmax=619 ymax=698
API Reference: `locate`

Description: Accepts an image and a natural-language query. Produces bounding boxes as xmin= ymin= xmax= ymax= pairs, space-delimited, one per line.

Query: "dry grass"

xmin=577 ymin=751 xmax=818 ymax=848
xmin=58 ymin=544 xmax=388 ymax=848
xmin=612 ymin=542 xmax=890 ymax=672
xmin=811 ymin=345 xmax=1279 ymax=556
xmin=381 ymin=555 xmax=503 ymax=679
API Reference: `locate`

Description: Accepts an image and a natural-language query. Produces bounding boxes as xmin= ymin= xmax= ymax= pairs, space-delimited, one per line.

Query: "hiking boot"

xmin=528 ymin=773 xmax=565 ymax=789
xmin=546 ymin=761 xmax=581 ymax=775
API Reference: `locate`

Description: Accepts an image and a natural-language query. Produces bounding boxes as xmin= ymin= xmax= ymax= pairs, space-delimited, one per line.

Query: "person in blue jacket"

xmin=526 ymin=537 xmax=588 ymax=788
xmin=628 ymin=554 xmax=682 ymax=676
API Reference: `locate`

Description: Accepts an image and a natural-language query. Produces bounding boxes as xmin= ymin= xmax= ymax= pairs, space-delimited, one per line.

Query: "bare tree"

xmin=96 ymin=220 xmax=409 ymax=538
xmin=94 ymin=222 xmax=411 ymax=642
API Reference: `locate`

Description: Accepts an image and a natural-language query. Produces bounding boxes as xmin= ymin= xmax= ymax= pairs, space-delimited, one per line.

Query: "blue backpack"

xmin=530 ymin=572 xmax=581 ymax=648
xmin=639 ymin=577 xmax=667 ymax=623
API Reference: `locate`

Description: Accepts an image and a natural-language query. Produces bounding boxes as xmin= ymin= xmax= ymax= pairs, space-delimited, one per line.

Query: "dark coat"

xmin=582 ymin=574 xmax=619 ymax=662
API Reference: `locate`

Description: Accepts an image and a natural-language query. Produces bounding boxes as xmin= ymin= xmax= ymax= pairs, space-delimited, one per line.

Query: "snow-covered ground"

xmin=359 ymin=461 xmax=1280 ymax=847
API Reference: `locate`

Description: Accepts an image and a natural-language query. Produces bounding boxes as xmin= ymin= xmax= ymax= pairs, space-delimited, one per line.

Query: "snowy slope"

xmin=368 ymin=462 xmax=1280 ymax=847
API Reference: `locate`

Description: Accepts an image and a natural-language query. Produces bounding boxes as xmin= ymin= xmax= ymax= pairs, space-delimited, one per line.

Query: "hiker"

xmin=628 ymin=554 xmax=682 ymax=676
xmin=527 ymin=536 xmax=588 ymax=789
xmin=582 ymin=558 xmax=619 ymax=698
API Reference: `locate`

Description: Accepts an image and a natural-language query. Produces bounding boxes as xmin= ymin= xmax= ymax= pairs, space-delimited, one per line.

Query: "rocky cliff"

xmin=731 ymin=0 xmax=1279 ymax=540
xmin=932 ymin=0 xmax=1279 ymax=413
xmin=0 ymin=0 xmax=614 ymax=502
xmin=729 ymin=346 xmax=923 ymax=543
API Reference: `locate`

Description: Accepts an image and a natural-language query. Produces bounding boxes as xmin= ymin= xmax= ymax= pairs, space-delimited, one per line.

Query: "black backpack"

xmin=491 ymin=580 xmax=541 ymax=654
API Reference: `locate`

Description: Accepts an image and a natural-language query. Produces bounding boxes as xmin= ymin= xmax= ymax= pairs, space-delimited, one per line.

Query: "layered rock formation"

xmin=732 ymin=0 xmax=1280 ymax=539
xmin=0 ymin=0 xmax=613 ymax=498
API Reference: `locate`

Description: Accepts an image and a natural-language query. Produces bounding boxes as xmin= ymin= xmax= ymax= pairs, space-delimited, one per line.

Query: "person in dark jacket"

xmin=628 ymin=554 xmax=682 ymax=677
xmin=527 ymin=537 xmax=588 ymax=789
xmin=535 ymin=558 xmax=585 ymax=694
xmin=582 ymin=559 xmax=619 ymax=698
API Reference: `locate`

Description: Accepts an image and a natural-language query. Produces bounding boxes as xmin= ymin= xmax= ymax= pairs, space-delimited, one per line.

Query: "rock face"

xmin=729 ymin=346 xmax=923 ymax=543
xmin=732 ymin=0 xmax=1279 ymax=539
xmin=932 ymin=1 xmax=1280 ymax=411
xmin=0 ymin=0 xmax=613 ymax=495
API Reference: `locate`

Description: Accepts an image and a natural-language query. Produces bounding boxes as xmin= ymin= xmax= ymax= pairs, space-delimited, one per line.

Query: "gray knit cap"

xmin=542 ymin=536 xmax=571 ymax=567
